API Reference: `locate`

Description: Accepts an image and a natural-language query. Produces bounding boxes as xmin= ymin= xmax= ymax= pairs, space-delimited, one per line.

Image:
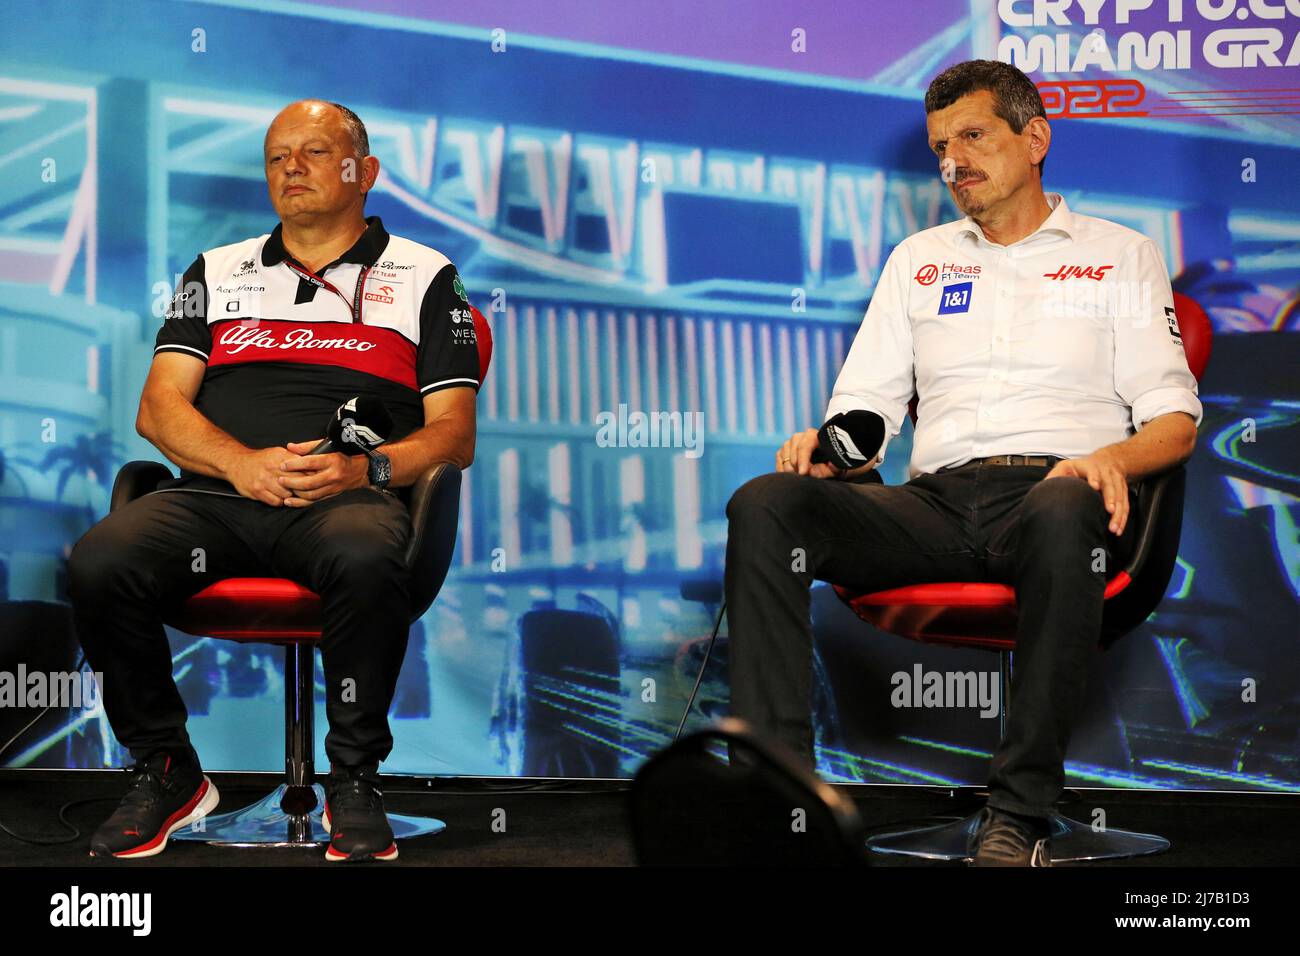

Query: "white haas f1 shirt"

xmin=153 ymin=216 xmax=480 ymax=495
xmin=825 ymin=192 xmax=1203 ymax=479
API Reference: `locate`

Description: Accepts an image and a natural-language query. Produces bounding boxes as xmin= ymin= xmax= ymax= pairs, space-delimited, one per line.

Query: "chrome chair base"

xmin=171 ymin=783 xmax=447 ymax=847
xmin=867 ymin=809 xmax=1170 ymax=863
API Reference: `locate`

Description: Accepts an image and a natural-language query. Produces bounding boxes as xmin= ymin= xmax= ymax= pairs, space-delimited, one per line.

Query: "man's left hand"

xmin=278 ymin=439 xmax=368 ymax=507
xmin=1044 ymin=448 xmax=1130 ymax=536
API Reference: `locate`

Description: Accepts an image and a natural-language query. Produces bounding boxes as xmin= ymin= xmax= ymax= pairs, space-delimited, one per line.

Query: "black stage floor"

xmin=1 ymin=770 xmax=1295 ymax=867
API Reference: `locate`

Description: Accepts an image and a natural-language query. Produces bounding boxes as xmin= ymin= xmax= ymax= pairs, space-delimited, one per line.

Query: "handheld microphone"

xmin=810 ymin=410 xmax=885 ymax=471
xmin=308 ymin=396 xmax=393 ymax=455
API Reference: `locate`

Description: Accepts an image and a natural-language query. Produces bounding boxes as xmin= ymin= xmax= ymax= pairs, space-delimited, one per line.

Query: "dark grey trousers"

xmin=68 ymin=486 xmax=412 ymax=771
xmin=725 ymin=459 xmax=1137 ymax=817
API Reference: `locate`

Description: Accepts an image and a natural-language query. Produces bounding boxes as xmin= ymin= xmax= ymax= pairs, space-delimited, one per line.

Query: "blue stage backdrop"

xmin=0 ymin=1 xmax=1296 ymax=791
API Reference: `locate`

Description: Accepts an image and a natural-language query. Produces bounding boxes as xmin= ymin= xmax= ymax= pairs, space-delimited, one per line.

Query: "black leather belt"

xmin=940 ymin=454 xmax=1062 ymax=472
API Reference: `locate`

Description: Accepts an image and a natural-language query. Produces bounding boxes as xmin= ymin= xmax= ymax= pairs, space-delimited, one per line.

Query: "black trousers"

xmin=67 ymin=486 xmax=413 ymax=771
xmin=724 ymin=460 xmax=1138 ymax=818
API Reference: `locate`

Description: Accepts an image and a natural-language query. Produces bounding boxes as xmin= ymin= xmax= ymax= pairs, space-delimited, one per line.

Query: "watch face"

xmin=369 ymin=454 xmax=391 ymax=486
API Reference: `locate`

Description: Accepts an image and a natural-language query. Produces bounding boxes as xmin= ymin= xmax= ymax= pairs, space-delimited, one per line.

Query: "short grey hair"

xmin=329 ymin=102 xmax=370 ymax=160
xmin=924 ymin=60 xmax=1048 ymax=177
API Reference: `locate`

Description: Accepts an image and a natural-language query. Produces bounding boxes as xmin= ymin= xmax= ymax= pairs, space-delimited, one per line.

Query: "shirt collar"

xmin=956 ymin=191 xmax=1074 ymax=247
xmin=260 ymin=215 xmax=390 ymax=270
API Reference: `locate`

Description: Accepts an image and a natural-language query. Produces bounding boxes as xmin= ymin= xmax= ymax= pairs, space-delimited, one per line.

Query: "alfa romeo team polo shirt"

xmin=825 ymin=192 xmax=1203 ymax=479
xmin=152 ymin=216 xmax=480 ymax=495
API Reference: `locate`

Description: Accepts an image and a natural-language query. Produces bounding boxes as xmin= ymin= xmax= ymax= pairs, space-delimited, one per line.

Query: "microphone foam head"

xmin=824 ymin=423 xmax=870 ymax=468
xmin=331 ymin=396 xmax=393 ymax=451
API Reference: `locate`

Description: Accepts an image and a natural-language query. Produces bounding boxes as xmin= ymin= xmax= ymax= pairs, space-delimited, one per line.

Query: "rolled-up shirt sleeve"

xmin=824 ymin=242 xmax=915 ymax=467
xmin=1113 ymin=237 xmax=1203 ymax=431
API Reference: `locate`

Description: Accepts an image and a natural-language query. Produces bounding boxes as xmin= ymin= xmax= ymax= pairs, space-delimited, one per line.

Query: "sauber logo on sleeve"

xmin=1043 ymin=264 xmax=1114 ymax=281
xmin=452 ymin=274 xmax=470 ymax=303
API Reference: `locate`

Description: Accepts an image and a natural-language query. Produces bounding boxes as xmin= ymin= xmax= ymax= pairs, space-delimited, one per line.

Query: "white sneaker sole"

xmin=99 ymin=775 xmax=221 ymax=860
xmin=322 ymin=803 xmax=398 ymax=862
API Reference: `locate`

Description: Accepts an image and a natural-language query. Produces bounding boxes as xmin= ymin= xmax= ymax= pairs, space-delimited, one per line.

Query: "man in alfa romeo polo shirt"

xmin=67 ymin=100 xmax=480 ymax=862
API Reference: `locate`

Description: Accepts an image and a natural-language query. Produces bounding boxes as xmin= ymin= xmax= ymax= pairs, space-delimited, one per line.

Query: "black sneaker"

xmin=322 ymin=765 xmax=397 ymax=862
xmin=969 ymin=806 xmax=1051 ymax=867
xmin=89 ymin=750 xmax=219 ymax=859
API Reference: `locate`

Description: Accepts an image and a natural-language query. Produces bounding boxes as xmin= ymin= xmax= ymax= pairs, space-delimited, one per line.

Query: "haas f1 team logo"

xmin=916 ymin=262 xmax=980 ymax=286
xmin=1043 ymin=264 xmax=1114 ymax=281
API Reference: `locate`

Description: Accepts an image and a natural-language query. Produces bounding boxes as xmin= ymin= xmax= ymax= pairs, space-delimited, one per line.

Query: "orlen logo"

xmin=364 ymin=284 xmax=395 ymax=304
xmin=1043 ymin=264 xmax=1114 ymax=282
xmin=915 ymin=264 xmax=939 ymax=286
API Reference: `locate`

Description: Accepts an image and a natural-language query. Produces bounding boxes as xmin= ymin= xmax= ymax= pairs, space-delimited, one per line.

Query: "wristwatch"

xmin=366 ymin=450 xmax=392 ymax=491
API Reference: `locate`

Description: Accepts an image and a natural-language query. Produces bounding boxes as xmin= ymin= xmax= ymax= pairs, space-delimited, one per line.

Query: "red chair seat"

xmin=831 ymin=291 xmax=1210 ymax=653
xmin=833 ymin=572 xmax=1133 ymax=651
xmin=169 ymin=577 xmax=323 ymax=642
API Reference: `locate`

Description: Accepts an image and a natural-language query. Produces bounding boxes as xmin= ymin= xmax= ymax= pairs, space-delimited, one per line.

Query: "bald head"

xmin=263 ymin=100 xmax=379 ymax=225
xmin=264 ymin=100 xmax=368 ymax=161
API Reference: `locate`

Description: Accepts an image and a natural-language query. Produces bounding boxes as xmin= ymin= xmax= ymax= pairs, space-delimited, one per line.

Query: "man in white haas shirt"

xmin=725 ymin=61 xmax=1201 ymax=866
xmin=68 ymin=100 xmax=480 ymax=863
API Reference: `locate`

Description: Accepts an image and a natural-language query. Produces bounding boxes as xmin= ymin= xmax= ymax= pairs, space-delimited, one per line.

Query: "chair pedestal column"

xmin=281 ymin=642 xmax=318 ymax=841
xmin=173 ymin=644 xmax=446 ymax=847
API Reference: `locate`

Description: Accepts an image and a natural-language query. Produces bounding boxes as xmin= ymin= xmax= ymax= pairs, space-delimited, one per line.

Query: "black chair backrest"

xmin=1100 ymin=464 xmax=1187 ymax=645
xmin=402 ymin=463 xmax=462 ymax=623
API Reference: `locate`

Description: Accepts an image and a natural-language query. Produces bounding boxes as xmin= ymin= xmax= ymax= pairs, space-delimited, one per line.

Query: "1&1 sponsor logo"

xmin=938 ymin=281 xmax=973 ymax=315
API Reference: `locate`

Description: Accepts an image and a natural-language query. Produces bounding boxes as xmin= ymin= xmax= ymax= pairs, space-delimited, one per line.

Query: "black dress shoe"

xmin=969 ymin=806 xmax=1051 ymax=867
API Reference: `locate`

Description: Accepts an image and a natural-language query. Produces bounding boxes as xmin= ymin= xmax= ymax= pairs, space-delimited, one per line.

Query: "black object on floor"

xmin=629 ymin=718 xmax=868 ymax=865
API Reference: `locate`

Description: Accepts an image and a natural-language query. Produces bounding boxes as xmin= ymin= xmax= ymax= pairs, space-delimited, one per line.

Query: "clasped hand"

xmin=229 ymin=441 xmax=367 ymax=507
xmin=278 ymin=439 xmax=369 ymax=507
